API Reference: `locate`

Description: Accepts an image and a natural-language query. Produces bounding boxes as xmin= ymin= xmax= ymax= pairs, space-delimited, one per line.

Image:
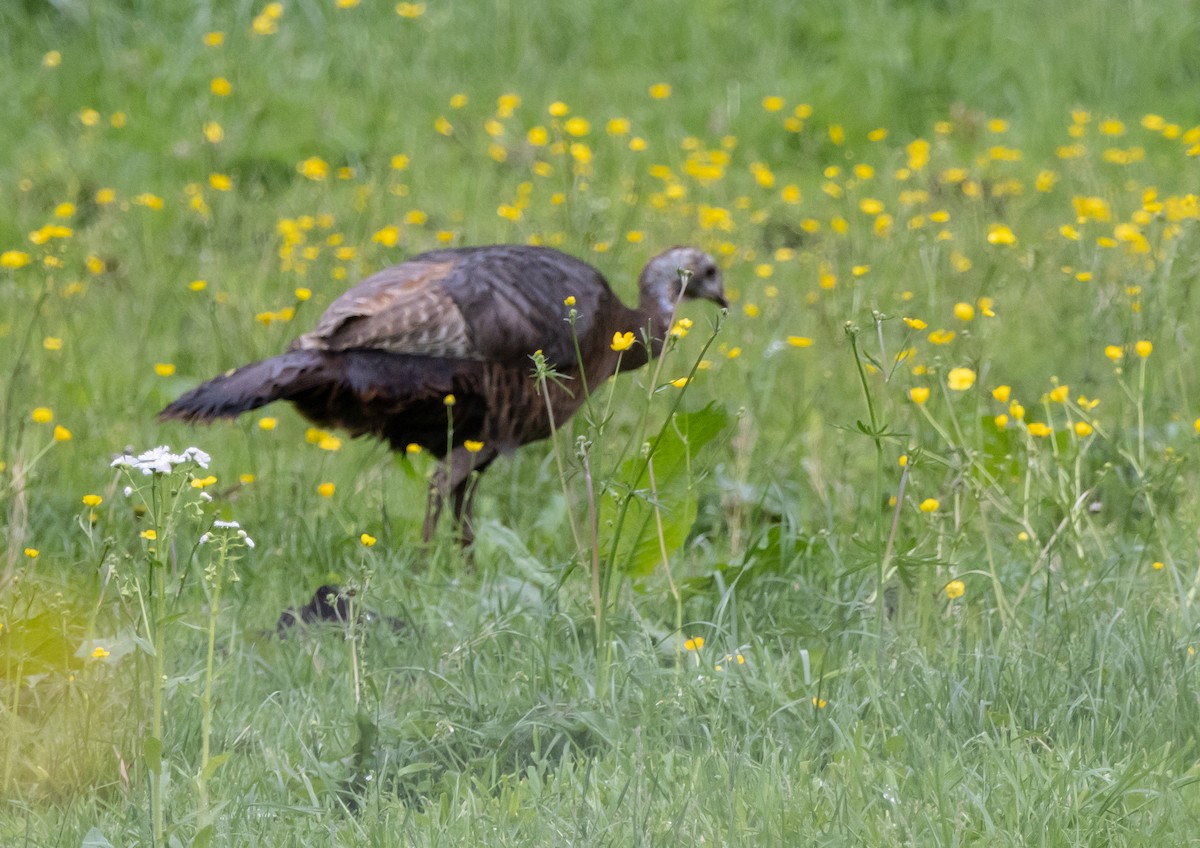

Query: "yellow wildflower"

xmin=947 ymin=367 xmax=976 ymax=391
xmin=986 ymin=223 xmax=1016 ymax=245
xmin=611 ymin=331 xmax=635 ymax=352
xmin=564 ymin=117 xmax=590 ymax=137
xmin=373 ymin=225 xmax=400 ymax=246
xmin=606 ymin=117 xmax=631 ymax=136
xmin=1 ymin=250 xmax=33 ymax=268
xmin=297 ymin=156 xmax=329 ymax=181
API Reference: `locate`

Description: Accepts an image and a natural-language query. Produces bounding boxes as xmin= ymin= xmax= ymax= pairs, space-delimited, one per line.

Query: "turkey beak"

xmin=712 ymin=293 xmax=729 ymax=310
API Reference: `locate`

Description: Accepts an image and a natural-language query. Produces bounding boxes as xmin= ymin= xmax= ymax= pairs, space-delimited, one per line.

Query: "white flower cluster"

xmin=199 ymin=519 xmax=255 ymax=548
xmin=111 ymin=445 xmax=212 ymax=476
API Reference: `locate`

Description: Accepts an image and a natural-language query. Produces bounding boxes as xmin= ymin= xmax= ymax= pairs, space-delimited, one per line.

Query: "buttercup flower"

xmin=947 ymin=367 xmax=976 ymax=391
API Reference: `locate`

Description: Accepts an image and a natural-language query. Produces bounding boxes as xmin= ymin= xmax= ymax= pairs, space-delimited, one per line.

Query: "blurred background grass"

xmin=3 ymin=0 xmax=1200 ymax=844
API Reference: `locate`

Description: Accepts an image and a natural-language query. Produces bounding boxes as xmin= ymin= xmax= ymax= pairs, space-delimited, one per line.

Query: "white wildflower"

xmin=111 ymin=445 xmax=212 ymax=475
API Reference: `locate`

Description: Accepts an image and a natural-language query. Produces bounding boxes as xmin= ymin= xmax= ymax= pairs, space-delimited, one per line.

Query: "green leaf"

xmin=979 ymin=414 xmax=1017 ymax=480
xmin=0 ymin=609 xmax=86 ymax=678
xmin=192 ymin=825 xmax=214 ymax=848
xmin=601 ymin=403 xmax=728 ymax=583
xmin=199 ymin=752 xmax=231 ymax=781
xmin=883 ymin=734 xmax=907 ymax=757
xmin=144 ymin=736 xmax=162 ymax=773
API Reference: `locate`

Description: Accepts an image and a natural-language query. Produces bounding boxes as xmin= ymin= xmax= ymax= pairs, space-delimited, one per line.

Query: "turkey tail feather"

xmin=158 ymin=351 xmax=328 ymax=423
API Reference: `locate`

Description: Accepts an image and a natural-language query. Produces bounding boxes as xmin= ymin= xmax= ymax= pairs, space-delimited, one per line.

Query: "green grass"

xmin=3 ymin=0 xmax=1200 ymax=844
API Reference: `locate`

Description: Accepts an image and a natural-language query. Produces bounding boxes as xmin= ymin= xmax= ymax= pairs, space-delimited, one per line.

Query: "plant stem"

xmin=647 ymin=457 xmax=684 ymax=666
xmin=846 ymin=325 xmax=888 ymax=634
xmin=149 ymin=478 xmax=166 ymax=848
xmin=197 ymin=538 xmax=228 ymax=827
xmin=579 ymin=444 xmax=607 ymax=695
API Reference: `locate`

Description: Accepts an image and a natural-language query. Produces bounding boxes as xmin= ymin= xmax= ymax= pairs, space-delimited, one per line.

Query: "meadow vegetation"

xmin=3 ymin=0 xmax=1200 ymax=844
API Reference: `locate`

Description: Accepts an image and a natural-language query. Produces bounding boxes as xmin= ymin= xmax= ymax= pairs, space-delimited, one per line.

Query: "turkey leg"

xmin=421 ymin=443 xmax=500 ymax=545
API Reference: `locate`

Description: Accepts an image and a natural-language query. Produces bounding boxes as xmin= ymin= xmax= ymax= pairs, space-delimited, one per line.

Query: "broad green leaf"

xmin=144 ymin=736 xmax=162 ymax=772
xmin=199 ymin=752 xmax=231 ymax=781
xmin=600 ymin=403 xmax=728 ymax=583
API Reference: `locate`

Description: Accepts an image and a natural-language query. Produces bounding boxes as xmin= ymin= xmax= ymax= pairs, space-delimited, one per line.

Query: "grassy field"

xmin=4 ymin=0 xmax=1200 ymax=844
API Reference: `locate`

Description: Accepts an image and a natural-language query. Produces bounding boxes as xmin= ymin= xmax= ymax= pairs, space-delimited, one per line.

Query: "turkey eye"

xmin=703 ymin=266 xmax=716 ymax=279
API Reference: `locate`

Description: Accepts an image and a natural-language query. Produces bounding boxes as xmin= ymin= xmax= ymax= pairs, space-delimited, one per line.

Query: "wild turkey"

xmin=160 ymin=244 xmax=726 ymax=543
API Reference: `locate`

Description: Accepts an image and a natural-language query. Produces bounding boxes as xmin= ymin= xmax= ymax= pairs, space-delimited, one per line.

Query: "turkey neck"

xmin=611 ymin=289 xmax=679 ymax=373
